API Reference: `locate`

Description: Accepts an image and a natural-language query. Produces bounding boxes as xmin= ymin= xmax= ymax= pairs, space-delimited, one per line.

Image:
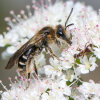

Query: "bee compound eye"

xmin=45 ymin=31 xmax=49 ymax=35
xmin=44 ymin=30 xmax=50 ymax=35
xmin=57 ymin=28 xmax=64 ymax=37
xmin=59 ymin=31 xmax=63 ymax=35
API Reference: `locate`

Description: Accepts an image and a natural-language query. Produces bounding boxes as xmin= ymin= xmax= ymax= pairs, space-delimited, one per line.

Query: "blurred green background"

xmin=0 ymin=0 xmax=100 ymax=91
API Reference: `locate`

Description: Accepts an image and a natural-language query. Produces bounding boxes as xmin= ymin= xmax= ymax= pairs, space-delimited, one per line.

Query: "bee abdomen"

xmin=18 ymin=60 xmax=26 ymax=66
xmin=18 ymin=55 xmax=27 ymax=69
xmin=18 ymin=48 xmax=33 ymax=69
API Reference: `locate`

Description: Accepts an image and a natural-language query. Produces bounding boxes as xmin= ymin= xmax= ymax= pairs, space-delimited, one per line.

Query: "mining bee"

xmin=5 ymin=8 xmax=74 ymax=78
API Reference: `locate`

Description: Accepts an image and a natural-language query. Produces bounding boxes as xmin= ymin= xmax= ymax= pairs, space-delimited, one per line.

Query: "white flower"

xmin=49 ymin=57 xmax=61 ymax=71
xmin=77 ymin=80 xmax=100 ymax=99
xmin=44 ymin=65 xmax=59 ymax=78
xmin=61 ymin=52 xmax=74 ymax=70
xmin=93 ymin=47 xmax=100 ymax=59
xmin=1 ymin=0 xmax=100 ymax=100
xmin=1 ymin=77 xmax=72 ymax=100
xmin=76 ymin=55 xmax=97 ymax=74
xmin=0 ymin=35 xmax=5 ymax=47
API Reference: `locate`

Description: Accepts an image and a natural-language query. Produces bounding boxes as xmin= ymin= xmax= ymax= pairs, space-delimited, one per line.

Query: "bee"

xmin=5 ymin=8 xmax=74 ymax=78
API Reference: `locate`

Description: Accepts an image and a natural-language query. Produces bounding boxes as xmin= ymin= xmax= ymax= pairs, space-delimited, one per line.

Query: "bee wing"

xmin=5 ymin=34 xmax=46 ymax=69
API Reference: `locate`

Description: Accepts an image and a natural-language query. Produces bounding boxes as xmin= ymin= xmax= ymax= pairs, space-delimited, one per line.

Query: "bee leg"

xmin=27 ymin=58 xmax=32 ymax=79
xmin=27 ymin=56 xmax=38 ymax=79
xmin=26 ymin=56 xmax=34 ymax=89
xmin=47 ymin=46 xmax=63 ymax=61
xmin=31 ymin=60 xmax=40 ymax=81
xmin=33 ymin=60 xmax=38 ymax=75
xmin=27 ymin=72 xmax=31 ymax=79
xmin=18 ymin=69 xmax=26 ymax=78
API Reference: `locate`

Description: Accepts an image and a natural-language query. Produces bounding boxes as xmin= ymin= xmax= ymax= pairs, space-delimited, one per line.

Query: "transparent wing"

xmin=5 ymin=33 xmax=46 ymax=69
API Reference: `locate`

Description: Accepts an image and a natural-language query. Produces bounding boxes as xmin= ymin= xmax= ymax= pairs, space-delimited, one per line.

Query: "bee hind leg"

xmin=27 ymin=57 xmax=32 ymax=79
xmin=27 ymin=56 xmax=39 ymax=80
xmin=26 ymin=56 xmax=34 ymax=88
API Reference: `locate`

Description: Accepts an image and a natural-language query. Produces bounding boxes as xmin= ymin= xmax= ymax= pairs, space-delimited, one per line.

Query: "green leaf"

xmin=96 ymin=57 xmax=99 ymax=63
xmin=45 ymin=88 xmax=50 ymax=95
xmin=70 ymin=67 xmax=74 ymax=70
xmin=46 ymin=88 xmax=50 ymax=92
xmin=5 ymin=44 xmax=11 ymax=48
xmin=77 ymin=80 xmax=82 ymax=86
xmin=74 ymin=64 xmax=77 ymax=67
xmin=57 ymin=19 xmax=62 ymax=22
xmin=66 ymin=81 xmax=72 ymax=86
xmin=43 ymin=51 xmax=46 ymax=56
xmin=75 ymin=59 xmax=81 ymax=64
xmin=89 ymin=52 xmax=94 ymax=55
xmin=69 ymin=96 xmax=74 ymax=100
xmin=66 ymin=79 xmax=76 ymax=86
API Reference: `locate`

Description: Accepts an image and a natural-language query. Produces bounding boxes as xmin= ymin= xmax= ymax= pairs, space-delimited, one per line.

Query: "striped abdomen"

xmin=18 ymin=46 xmax=37 ymax=70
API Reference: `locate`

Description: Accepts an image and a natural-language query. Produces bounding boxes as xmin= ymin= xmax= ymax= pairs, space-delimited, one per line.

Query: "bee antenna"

xmin=65 ymin=8 xmax=73 ymax=30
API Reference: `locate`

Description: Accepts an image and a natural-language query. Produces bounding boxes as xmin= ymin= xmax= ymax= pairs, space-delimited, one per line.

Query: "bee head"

xmin=55 ymin=8 xmax=73 ymax=45
xmin=56 ymin=25 xmax=71 ymax=45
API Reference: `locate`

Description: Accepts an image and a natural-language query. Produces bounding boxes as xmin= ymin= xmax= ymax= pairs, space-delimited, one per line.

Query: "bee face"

xmin=56 ymin=25 xmax=71 ymax=45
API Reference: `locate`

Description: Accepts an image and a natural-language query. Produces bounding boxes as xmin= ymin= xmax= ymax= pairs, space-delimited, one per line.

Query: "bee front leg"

xmin=33 ymin=60 xmax=38 ymax=75
xmin=47 ymin=46 xmax=63 ymax=62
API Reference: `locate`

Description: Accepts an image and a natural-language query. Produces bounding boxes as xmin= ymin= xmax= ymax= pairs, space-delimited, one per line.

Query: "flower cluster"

xmin=0 ymin=0 xmax=100 ymax=100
